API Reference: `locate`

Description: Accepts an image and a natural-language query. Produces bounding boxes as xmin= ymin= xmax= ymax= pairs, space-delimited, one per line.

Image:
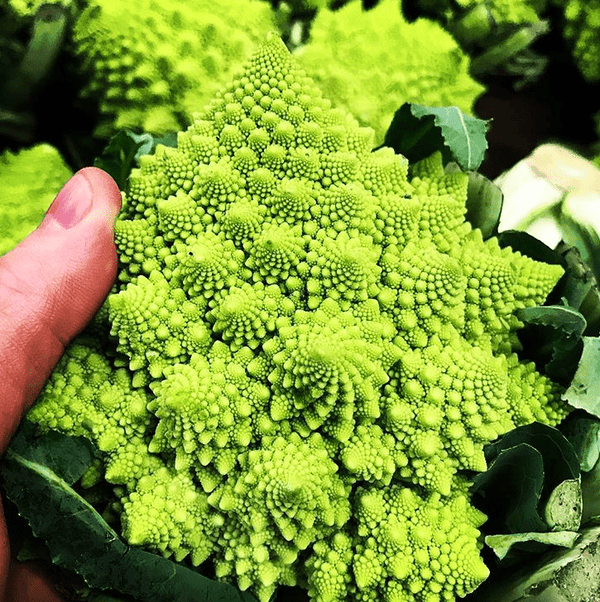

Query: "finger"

xmin=0 ymin=167 xmax=121 ymax=600
xmin=5 ymin=552 xmax=65 ymax=602
xmin=0 ymin=167 xmax=121 ymax=455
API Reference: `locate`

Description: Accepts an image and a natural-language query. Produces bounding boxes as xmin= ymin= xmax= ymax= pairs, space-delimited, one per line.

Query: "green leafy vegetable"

xmin=1 ymin=426 xmax=258 ymax=602
xmin=554 ymin=208 xmax=600 ymax=288
xmin=382 ymin=103 xmax=489 ymax=171
xmin=464 ymin=525 xmax=600 ymax=602
xmin=560 ymin=411 xmax=600 ymax=472
xmin=472 ymin=423 xmax=581 ymax=555
xmin=473 ymin=442 xmax=548 ymax=535
xmin=554 ymin=242 xmax=600 ymax=336
xmin=497 ymin=230 xmax=566 ymax=268
xmin=93 ymin=130 xmax=177 ymax=191
xmin=516 ymin=305 xmax=586 ymax=385
xmin=485 ymin=531 xmax=579 ymax=561
xmin=0 ymin=4 xmax=67 ymax=112
xmin=484 ymin=423 xmax=580 ymax=503
xmin=7 ymin=421 xmax=96 ymax=484
xmin=445 ymin=163 xmax=503 ymax=238
xmin=563 ymin=337 xmax=600 ymax=419
xmin=464 ymin=171 xmax=504 ymax=239
xmin=469 ymin=21 xmax=550 ymax=78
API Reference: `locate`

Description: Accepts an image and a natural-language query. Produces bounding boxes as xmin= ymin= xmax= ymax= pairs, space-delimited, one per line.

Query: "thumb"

xmin=0 ymin=166 xmax=121 ymax=454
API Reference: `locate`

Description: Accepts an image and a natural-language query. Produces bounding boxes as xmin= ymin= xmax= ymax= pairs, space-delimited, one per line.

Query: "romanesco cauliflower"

xmin=3 ymin=0 xmax=72 ymax=17
xmin=294 ymin=0 xmax=485 ymax=143
xmin=69 ymin=0 xmax=275 ymax=137
xmin=28 ymin=32 xmax=569 ymax=602
xmin=559 ymin=0 xmax=600 ymax=82
xmin=407 ymin=0 xmax=600 ymax=82
xmin=0 ymin=143 xmax=73 ymax=256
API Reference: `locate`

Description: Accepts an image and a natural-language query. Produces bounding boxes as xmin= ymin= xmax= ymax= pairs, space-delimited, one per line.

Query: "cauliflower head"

xmin=0 ymin=144 xmax=73 ymax=256
xmin=29 ymin=32 xmax=568 ymax=602
xmin=294 ymin=0 xmax=485 ymax=142
xmin=70 ymin=0 xmax=275 ymax=137
xmin=560 ymin=0 xmax=600 ymax=82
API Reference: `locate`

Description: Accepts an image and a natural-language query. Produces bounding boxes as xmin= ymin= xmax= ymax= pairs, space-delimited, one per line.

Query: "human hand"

xmin=0 ymin=167 xmax=121 ymax=601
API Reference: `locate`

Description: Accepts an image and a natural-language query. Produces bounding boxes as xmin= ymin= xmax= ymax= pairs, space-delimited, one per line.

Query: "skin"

xmin=0 ymin=167 xmax=121 ymax=601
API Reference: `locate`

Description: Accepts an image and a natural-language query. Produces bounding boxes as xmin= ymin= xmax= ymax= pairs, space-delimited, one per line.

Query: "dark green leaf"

xmin=497 ymin=230 xmax=565 ymax=268
xmin=93 ymin=130 xmax=177 ymax=191
xmin=556 ymin=211 xmax=600 ymax=290
xmin=81 ymin=592 xmax=140 ymax=602
xmin=446 ymin=163 xmax=503 ymax=238
xmin=485 ymin=423 xmax=580 ymax=498
xmin=563 ymin=337 xmax=600 ymax=419
xmin=8 ymin=421 xmax=96 ymax=485
xmin=469 ymin=21 xmax=550 ymax=76
xmin=553 ymin=243 xmax=600 ymax=337
xmin=381 ymin=103 xmax=489 ymax=171
xmin=471 ymin=443 xmax=547 ymax=535
xmin=560 ymin=411 xmax=600 ymax=472
xmin=132 ymin=131 xmax=178 ymax=162
xmin=463 ymin=525 xmax=600 ymax=602
xmin=66 ymin=576 xmax=186 ymax=602
xmin=516 ymin=306 xmax=586 ymax=336
xmin=0 ymin=4 xmax=67 ymax=111
xmin=93 ymin=131 xmax=146 ymax=190
xmin=515 ymin=305 xmax=585 ymax=386
xmin=1 ymin=443 xmax=257 ymax=602
xmin=581 ymin=457 xmax=600 ymax=523
xmin=472 ymin=423 xmax=580 ymax=536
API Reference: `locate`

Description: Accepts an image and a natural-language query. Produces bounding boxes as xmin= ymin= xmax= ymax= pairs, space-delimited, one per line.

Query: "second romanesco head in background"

xmin=294 ymin=0 xmax=485 ymax=143
xmin=0 ymin=144 xmax=73 ymax=256
xmin=68 ymin=0 xmax=276 ymax=137
xmin=3 ymin=0 xmax=485 ymax=144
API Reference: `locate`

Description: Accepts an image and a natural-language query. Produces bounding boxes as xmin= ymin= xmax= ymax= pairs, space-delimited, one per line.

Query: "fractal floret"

xmin=29 ymin=32 xmax=569 ymax=602
xmin=0 ymin=144 xmax=72 ymax=256
xmin=3 ymin=0 xmax=73 ymax=17
xmin=294 ymin=0 xmax=485 ymax=142
xmin=560 ymin=0 xmax=600 ymax=82
xmin=69 ymin=0 xmax=275 ymax=137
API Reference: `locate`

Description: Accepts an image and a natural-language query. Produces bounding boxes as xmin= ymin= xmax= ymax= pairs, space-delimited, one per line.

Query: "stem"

xmin=470 ymin=20 xmax=550 ymax=76
xmin=0 ymin=5 xmax=68 ymax=110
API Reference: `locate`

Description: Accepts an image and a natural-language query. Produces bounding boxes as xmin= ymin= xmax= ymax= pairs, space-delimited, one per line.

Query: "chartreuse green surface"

xmin=0 ymin=144 xmax=72 ymax=256
xmin=69 ymin=0 xmax=275 ymax=137
xmin=28 ymin=33 xmax=569 ymax=602
xmin=295 ymin=0 xmax=485 ymax=143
